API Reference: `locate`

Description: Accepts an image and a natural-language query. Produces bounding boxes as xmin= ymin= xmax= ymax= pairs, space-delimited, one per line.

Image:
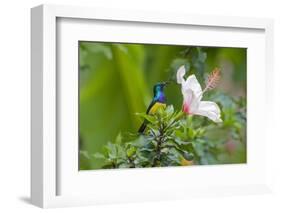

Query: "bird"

xmin=138 ymin=82 xmax=169 ymax=133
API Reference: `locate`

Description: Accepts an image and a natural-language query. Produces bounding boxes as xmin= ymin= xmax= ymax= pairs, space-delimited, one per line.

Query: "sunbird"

xmin=138 ymin=82 xmax=169 ymax=133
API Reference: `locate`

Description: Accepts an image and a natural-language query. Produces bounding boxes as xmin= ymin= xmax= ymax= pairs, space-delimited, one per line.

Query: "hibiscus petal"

xmin=182 ymin=89 xmax=193 ymax=113
xmin=176 ymin=65 xmax=186 ymax=84
xmin=184 ymin=75 xmax=202 ymax=98
xmin=194 ymin=101 xmax=222 ymax=123
xmin=182 ymin=89 xmax=200 ymax=114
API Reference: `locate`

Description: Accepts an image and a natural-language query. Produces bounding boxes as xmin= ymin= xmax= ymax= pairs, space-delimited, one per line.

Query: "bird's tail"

xmin=138 ymin=121 xmax=147 ymax=134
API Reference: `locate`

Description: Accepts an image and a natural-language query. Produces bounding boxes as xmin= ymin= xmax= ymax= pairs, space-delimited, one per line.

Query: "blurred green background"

xmin=79 ymin=42 xmax=246 ymax=170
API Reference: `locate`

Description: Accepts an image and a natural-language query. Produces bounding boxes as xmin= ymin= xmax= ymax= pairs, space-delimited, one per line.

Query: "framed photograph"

xmin=31 ymin=4 xmax=274 ymax=208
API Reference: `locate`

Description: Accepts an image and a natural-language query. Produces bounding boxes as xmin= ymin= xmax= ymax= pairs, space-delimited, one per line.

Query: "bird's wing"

xmin=147 ymin=101 xmax=166 ymax=114
xmin=139 ymin=101 xmax=166 ymax=133
xmin=146 ymin=100 xmax=156 ymax=114
xmin=138 ymin=100 xmax=155 ymax=133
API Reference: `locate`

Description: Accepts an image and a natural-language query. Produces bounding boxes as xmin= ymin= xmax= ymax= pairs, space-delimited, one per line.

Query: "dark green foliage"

xmin=92 ymin=106 xmax=193 ymax=168
xmin=90 ymin=94 xmax=246 ymax=168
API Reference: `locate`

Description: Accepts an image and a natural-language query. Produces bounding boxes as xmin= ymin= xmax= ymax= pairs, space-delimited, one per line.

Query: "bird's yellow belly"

xmin=148 ymin=102 xmax=166 ymax=114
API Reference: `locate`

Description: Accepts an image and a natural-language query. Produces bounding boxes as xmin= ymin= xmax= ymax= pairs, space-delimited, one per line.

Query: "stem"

xmin=128 ymin=156 xmax=136 ymax=168
xmin=111 ymin=161 xmax=117 ymax=168
xmin=151 ymin=111 xmax=185 ymax=167
xmin=152 ymin=125 xmax=165 ymax=167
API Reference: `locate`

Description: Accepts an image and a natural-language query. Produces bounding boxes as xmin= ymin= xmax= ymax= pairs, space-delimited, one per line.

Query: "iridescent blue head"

xmin=153 ymin=81 xmax=169 ymax=103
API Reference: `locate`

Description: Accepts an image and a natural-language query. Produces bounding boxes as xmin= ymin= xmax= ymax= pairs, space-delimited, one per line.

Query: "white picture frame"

xmin=31 ymin=4 xmax=274 ymax=208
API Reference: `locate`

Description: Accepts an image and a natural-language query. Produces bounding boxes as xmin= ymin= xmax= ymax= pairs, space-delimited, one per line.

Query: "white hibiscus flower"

xmin=176 ymin=66 xmax=222 ymax=123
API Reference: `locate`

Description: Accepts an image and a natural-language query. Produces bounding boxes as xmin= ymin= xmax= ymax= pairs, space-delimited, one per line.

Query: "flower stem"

xmin=152 ymin=125 xmax=165 ymax=167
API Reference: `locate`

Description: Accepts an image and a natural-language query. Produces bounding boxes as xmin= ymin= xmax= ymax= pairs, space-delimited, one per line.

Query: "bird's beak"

xmin=163 ymin=81 xmax=170 ymax=86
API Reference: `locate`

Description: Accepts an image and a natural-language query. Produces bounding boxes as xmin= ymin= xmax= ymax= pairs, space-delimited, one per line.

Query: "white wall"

xmin=0 ymin=0 xmax=280 ymax=212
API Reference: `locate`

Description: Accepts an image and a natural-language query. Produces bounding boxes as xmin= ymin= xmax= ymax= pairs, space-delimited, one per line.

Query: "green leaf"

xmin=93 ymin=153 xmax=105 ymax=159
xmin=84 ymin=43 xmax=113 ymax=60
xmin=80 ymin=150 xmax=91 ymax=159
xmin=115 ymin=132 xmax=122 ymax=144
xmin=198 ymin=50 xmax=207 ymax=63
xmin=165 ymin=105 xmax=174 ymax=115
xmin=136 ymin=112 xmax=157 ymax=124
xmin=161 ymin=147 xmax=169 ymax=154
xmin=174 ymin=138 xmax=191 ymax=146
xmin=183 ymin=152 xmax=194 ymax=161
xmin=184 ymin=62 xmax=191 ymax=73
xmin=126 ymin=146 xmax=136 ymax=157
